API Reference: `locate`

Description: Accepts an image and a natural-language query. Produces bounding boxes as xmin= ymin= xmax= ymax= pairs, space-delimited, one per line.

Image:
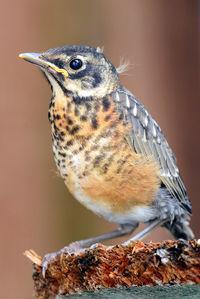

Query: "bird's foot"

xmin=42 ymin=242 xmax=86 ymax=278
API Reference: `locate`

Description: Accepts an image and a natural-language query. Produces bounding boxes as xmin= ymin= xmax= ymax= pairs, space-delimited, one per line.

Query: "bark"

xmin=25 ymin=240 xmax=200 ymax=298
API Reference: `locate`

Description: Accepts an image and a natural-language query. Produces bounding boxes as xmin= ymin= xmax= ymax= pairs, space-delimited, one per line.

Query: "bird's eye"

xmin=69 ymin=59 xmax=83 ymax=70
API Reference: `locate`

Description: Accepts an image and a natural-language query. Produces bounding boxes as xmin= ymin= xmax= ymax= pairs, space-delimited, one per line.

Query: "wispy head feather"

xmin=96 ymin=46 xmax=104 ymax=53
xmin=116 ymin=57 xmax=130 ymax=74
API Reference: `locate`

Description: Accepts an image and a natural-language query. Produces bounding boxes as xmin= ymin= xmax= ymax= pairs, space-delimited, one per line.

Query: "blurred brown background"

xmin=1 ymin=0 xmax=199 ymax=298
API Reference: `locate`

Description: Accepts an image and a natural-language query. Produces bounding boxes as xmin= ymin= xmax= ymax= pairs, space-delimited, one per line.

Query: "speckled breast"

xmin=48 ymin=92 xmax=160 ymax=220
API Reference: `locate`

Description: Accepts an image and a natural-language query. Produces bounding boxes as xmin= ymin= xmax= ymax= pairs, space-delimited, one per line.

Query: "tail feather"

xmin=164 ymin=218 xmax=194 ymax=240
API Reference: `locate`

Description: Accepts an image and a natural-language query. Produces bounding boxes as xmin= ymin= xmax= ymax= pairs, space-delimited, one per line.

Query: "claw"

xmin=42 ymin=251 xmax=60 ymax=278
xmin=89 ymin=243 xmax=99 ymax=249
xmin=42 ymin=242 xmax=87 ymax=278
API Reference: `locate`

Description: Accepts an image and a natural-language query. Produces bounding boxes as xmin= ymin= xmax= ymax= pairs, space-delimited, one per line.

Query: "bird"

xmin=19 ymin=45 xmax=194 ymax=272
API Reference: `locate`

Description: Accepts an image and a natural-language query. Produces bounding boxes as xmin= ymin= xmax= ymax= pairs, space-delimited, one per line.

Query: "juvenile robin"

xmin=19 ymin=45 xmax=194 ymax=271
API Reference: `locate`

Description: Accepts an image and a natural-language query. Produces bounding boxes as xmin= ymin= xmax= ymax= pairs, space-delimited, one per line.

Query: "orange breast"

xmin=80 ymin=150 xmax=160 ymax=214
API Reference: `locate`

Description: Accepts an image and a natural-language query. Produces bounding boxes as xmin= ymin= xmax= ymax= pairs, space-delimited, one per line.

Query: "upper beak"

xmin=19 ymin=52 xmax=69 ymax=77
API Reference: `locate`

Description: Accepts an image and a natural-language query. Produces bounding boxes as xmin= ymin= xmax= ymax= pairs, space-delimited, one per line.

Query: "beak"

xmin=19 ymin=52 xmax=69 ymax=77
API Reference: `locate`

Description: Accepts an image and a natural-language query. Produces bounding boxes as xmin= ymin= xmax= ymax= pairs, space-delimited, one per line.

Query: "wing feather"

xmin=110 ymin=89 xmax=191 ymax=213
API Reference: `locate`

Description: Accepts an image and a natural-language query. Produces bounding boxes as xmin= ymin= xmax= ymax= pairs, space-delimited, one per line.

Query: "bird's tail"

xmin=164 ymin=217 xmax=194 ymax=240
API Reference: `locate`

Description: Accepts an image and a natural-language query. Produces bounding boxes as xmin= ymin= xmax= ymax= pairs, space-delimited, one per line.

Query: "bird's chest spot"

xmin=48 ymin=94 xmax=129 ymax=180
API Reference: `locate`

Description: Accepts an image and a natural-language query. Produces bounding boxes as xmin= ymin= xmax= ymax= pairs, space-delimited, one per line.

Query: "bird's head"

xmin=19 ymin=45 xmax=121 ymax=98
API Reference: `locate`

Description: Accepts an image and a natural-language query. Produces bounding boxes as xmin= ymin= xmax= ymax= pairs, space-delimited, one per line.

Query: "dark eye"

xmin=69 ymin=59 xmax=83 ymax=70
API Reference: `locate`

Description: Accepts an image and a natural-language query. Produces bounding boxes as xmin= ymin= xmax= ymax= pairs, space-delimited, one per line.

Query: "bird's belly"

xmin=71 ymin=177 xmax=158 ymax=224
xmin=59 ymin=148 xmax=161 ymax=224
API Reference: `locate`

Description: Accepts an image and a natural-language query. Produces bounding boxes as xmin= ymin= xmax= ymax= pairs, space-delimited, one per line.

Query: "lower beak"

xmin=19 ymin=52 xmax=68 ymax=77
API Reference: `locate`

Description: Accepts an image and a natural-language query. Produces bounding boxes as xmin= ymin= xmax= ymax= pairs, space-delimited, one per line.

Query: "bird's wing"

xmin=110 ymin=89 xmax=191 ymax=213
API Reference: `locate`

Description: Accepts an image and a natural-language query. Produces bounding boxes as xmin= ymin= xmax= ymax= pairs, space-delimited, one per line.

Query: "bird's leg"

xmin=123 ymin=219 xmax=167 ymax=246
xmin=42 ymin=223 xmax=137 ymax=277
xmin=66 ymin=223 xmax=138 ymax=250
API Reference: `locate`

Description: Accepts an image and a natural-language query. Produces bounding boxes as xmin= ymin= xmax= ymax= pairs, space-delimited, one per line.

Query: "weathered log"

xmin=25 ymin=239 xmax=200 ymax=298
